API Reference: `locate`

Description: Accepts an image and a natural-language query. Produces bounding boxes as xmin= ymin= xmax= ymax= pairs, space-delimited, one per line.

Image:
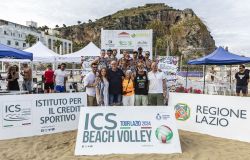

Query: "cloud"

xmin=0 ymin=0 xmax=249 ymax=55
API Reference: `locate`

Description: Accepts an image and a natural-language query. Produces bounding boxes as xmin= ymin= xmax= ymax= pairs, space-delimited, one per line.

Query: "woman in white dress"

xmin=96 ymin=68 xmax=109 ymax=106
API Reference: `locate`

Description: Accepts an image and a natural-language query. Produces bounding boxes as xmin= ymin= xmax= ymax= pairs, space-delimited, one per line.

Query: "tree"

xmin=25 ymin=34 xmax=37 ymax=47
xmin=54 ymin=40 xmax=62 ymax=54
xmin=37 ymin=25 xmax=49 ymax=31
xmin=55 ymin=24 xmax=59 ymax=28
xmin=77 ymin=21 xmax=81 ymax=25
xmin=88 ymin=19 xmax=92 ymax=23
xmin=63 ymin=24 xmax=67 ymax=28
xmin=146 ymin=20 xmax=168 ymax=56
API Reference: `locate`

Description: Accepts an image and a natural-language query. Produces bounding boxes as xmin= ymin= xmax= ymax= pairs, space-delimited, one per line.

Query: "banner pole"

xmin=230 ymin=65 xmax=232 ymax=95
xmin=203 ymin=65 xmax=206 ymax=94
xmin=185 ymin=65 xmax=188 ymax=89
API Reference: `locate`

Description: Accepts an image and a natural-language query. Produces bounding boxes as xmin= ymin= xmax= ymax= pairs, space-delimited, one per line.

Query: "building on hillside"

xmin=0 ymin=19 xmax=72 ymax=55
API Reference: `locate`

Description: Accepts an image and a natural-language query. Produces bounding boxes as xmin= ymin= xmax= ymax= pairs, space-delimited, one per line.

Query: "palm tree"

xmin=25 ymin=34 xmax=37 ymax=47
xmin=54 ymin=40 xmax=62 ymax=54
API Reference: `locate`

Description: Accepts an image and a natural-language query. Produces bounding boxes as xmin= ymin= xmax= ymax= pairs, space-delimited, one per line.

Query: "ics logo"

xmin=155 ymin=125 xmax=173 ymax=143
xmin=175 ymin=103 xmax=190 ymax=121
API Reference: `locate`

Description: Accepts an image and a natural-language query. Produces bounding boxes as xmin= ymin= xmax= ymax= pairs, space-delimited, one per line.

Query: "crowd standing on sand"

xmin=84 ymin=47 xmax=167 ymax=106
xmin=4 ymin=47 xmax=249 ymax=103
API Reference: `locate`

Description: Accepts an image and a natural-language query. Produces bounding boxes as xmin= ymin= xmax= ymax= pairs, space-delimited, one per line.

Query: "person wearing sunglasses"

xmin=235 ymin=64 xmax=249 ymax=96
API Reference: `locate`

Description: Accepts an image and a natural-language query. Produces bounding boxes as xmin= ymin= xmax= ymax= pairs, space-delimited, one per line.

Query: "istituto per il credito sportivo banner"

xmin=0 ymin=92 xmax=86 ymax=140
xmin=168 ymin=93 xmax=250 ymax=143
xmin=75 ymin=106 xmax=181 ymax=155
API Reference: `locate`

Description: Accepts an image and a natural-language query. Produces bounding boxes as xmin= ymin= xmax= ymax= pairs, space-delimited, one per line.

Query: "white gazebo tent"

xmin=24 ymin=41 xmax=59 ymax=62
xmin=59 ymin=42 xmax=100 ymax=63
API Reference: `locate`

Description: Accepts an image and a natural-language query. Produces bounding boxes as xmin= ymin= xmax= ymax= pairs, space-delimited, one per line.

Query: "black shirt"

xmin=134 ymin=71 xmax=148 ymax=95
xmin=108 ymin=68 xmax=124 ymax=94
xmin=235 ymin=70 xmax=249 ymax=86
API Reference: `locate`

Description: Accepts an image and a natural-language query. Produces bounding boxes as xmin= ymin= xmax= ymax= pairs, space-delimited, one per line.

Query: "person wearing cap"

xmin=43 ymin=64 xmax=54 ymax=93
xmin=122 ymin=70 xmax=135 ymax=106
xmin=148 ymin=62 xmax=167 ymax=106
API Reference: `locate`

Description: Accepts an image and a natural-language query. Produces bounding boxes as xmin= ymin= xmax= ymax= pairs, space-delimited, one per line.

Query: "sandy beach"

xmin=0 ymin=130 xmax=250 ymax=160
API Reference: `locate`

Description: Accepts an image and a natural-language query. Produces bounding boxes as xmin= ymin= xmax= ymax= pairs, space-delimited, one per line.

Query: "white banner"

xmin=101 ymin=29 xmax=153 ymax=58
xmin=158 ymin=56 xmax=179 ymax=92
xmin=168 ymin=93 xmax=250 ymax=143
xmin=75 ymin=106 xmax=181 ymax=155
xmin=0 ymin=93 xmax=86 ymax=140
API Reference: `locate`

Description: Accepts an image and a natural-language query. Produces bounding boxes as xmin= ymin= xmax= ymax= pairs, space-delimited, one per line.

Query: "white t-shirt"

xmin=84 ymin=72 xmax=96 ymax=97
xmin=148 ymin=71 xmax=165 ymax=93
xmin=54 ymin=69 xmax=67 ymax=86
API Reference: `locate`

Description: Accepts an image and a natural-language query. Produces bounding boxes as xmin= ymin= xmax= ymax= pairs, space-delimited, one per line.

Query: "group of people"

xmin=84 ymin=47 xmax=167 ymax=106
xmin=5 ymin=62 xmax=68 ymax=94
xmin=6 ymin=63 xmax=32 ymax=92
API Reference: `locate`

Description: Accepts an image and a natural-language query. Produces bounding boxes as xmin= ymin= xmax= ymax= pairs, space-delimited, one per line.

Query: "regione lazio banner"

xmin=0 ymin=93 xmax=86 ymax=140
xmin=168 ymin=93 xmax=250 ymax=143
xmin=75 ymin=106 xmax=181 ymax=155
xmin=101 ymin=29 xmax=153 ymax=58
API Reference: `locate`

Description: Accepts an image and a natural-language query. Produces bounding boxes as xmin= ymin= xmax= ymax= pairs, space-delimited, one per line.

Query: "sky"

xmin=0 ymin=0 xmax=250 ymax=55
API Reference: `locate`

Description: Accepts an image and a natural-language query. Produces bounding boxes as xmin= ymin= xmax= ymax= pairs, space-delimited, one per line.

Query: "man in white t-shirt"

xmin=54 ymin=63 xmax=68 ymax=92
xmin=148 ymin=62 xmax=167 ymax=106
xmin=84 ymin=62 xmax=98 ymax=106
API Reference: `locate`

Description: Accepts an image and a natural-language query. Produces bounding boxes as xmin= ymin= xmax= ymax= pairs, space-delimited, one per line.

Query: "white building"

xmin=0 ymin=19 xmax=72 ymax=55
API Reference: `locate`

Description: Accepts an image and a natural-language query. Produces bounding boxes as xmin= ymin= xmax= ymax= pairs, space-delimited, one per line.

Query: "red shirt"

xmin=44 ymin=69 xmax=54 ymax=83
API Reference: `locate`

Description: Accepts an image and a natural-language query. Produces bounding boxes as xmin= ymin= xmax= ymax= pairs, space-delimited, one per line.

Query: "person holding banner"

xmin=108 ymin=61 xmax=124 ymax=106
xmin=235 ymin=64 xmax=249 ymax=96
xmin=148 ymin=62 xmax=167 ymax=106
xmin=96 ymin=68 xmax=109 ymax=106
xmin=122 ymin=70 xmax=135 ymax=106
xmin=134 ymin=62 xmax=149 ymax=106
xmin=84 ymin=62 xmax=98 ymax=106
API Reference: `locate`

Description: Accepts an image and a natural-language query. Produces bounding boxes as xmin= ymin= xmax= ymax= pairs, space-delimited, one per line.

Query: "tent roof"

xmin=24 ymin=41 xmax=58 ymax=62
xmin=59 ymin=42 xmax=100 ymax=62
xmin=188 ymin=47 xmax=250 ymax=65
xmin=0 ymin=43 xmax=33 ymax=60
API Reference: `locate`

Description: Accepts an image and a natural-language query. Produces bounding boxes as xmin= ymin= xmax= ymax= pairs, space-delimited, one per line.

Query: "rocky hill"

xmin=57 ymin=3 xmax=215 ymax=58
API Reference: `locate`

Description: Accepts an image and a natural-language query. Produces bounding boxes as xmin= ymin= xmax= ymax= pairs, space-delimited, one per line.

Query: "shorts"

xmin=55 ymin=85 xmax=65 ymax=92
xmin=236 ymin=86 xmax=248 ymax=94
xmin=44 ymin=83 xmax=54 ymax=90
